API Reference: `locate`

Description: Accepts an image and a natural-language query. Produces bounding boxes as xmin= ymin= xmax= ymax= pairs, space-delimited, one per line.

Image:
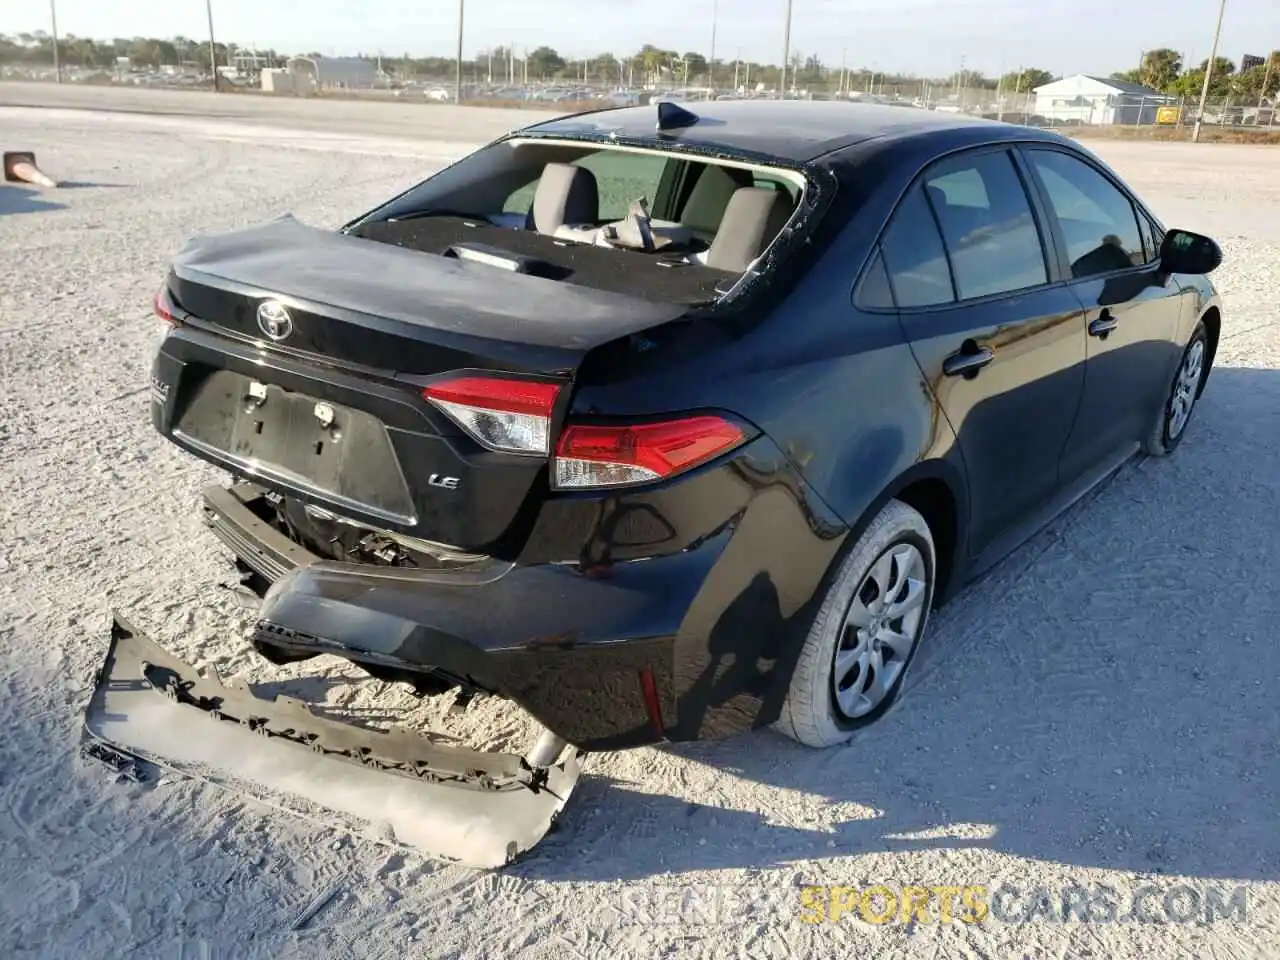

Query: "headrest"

xmin=703 ymin=187 xmax=795 ymax=273
xmin=527 ymin=163 xmax=600 ymax=235
xmin=681 ymin=165 xmax=754 ymax=239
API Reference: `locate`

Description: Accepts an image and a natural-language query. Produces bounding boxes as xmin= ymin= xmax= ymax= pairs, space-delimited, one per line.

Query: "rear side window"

xmin=856 ymin=249 xmax=895 ymax=309
xmin=1024 ymin=149 xmax=1144 ymax=277
xmin=880 ymin=185 xmax=955 ymax=308
xmin=922 ymin=151 xmax=1049 ymax=300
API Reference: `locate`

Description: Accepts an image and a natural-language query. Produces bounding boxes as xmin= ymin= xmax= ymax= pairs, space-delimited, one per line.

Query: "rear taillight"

xmin=154 ymin=285 xmax=181 ymax=326
xmin=553 ymin=415 xmax=745 ymax=489
xmin=425 ymin=375 xmax=747 ymax=489
xmin=424 ymin=376 xmax=562 ymax=455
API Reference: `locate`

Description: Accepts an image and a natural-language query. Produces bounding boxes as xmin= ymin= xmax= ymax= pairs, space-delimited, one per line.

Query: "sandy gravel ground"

xmin=1 ymin=88 xmax=1279 ymax=960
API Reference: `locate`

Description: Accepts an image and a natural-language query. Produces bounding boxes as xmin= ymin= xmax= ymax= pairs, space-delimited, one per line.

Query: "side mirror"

xmin=1159 ymin=228 xmax=1223 ymax=276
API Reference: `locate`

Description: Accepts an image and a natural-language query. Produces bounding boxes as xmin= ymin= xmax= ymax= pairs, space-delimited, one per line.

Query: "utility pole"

xmin=1259 ymin=52 xmax=1275 ymax=110
xmin=709 ymin=0 xmax=718 ymax=90
xmin=206 ymin=0 xmax=219 ymax=93
xmin=779 ymin=0 xmax=794 ymax=99
xmin=1193 ymin=0 xmax=1226 ymax=142
xmin=49 ymin=0 xmax=63 ymax=83
xmin=454 ymin=0 xmax=465 ymax=104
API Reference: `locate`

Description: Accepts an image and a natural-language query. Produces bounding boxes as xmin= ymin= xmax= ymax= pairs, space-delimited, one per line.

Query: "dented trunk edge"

xmin=83 ymin=614 xmax=584 ymax=868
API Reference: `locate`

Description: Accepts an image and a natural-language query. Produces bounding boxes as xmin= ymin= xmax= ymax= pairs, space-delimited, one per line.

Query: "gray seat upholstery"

xmin=526 ymin=163 xmax=600 ymax=235
xmin=702 ymin=187 xmax=795 ymax=273
xmin=680 ymin=165 xmax=754 ymax=243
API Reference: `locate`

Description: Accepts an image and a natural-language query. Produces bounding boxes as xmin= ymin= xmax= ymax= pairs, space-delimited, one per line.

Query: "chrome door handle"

xmin=943 ymin=346 xmax=994 ymax=377
xmin=1089 ymin=309 xmax=1118 ymax=338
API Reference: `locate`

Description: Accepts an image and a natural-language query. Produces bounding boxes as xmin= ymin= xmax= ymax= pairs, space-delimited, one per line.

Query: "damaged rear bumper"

xmin=83 ymin=615 xmax=582 ymax=868
xmin=203 ymin=482 xmax=718 ymax=751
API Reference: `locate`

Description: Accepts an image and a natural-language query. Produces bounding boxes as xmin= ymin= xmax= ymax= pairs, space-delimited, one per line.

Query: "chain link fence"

xmin=1 ymin=41 xmax=1276 ymax=135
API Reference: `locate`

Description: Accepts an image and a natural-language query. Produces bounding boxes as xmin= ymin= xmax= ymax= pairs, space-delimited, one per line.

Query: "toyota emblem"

xmin=256 ymin=300 xmax=294 ymax=341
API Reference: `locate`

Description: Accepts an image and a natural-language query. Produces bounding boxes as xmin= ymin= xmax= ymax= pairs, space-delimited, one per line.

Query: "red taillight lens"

xmin=424 ymin=376 xmax=562 ymax=455
xmin=553 ymin=415 xmax=745 ymax=489
xmin=154 ymin=285 xmax=181 ymax=326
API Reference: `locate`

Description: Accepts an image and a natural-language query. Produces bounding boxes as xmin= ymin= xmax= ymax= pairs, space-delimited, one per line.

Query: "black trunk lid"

xmin=158 ymin=215 xmax=688 ymax=552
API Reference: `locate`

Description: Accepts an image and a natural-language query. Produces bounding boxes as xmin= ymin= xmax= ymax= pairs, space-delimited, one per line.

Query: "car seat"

xmin=702 ymin=187 xmax=795 ymax=273
xmin=525 ymin=163 xmax=600 ymax=235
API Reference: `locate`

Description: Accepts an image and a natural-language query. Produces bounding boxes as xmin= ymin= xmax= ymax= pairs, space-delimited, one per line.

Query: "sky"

xmin=3 ymin=0 xmax=1277 ymax=79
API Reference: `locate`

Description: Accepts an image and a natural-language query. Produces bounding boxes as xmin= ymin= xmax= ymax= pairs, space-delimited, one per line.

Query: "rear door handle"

xmin=943 ymin=346 xmax=994 ymax=378
xmin=1088 ymin=309 xmax=1118 ymax=338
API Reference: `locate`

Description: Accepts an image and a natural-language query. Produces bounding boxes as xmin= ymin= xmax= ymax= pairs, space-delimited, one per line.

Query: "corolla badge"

xmin=256 ymin=300 xmax=294 ymax=341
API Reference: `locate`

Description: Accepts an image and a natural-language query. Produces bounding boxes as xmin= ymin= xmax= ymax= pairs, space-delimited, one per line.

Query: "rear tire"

xmin=1144 ymin=321 xmax=1209 ymax=457
xmin=775 ymin=499 xmax=936 ymax=749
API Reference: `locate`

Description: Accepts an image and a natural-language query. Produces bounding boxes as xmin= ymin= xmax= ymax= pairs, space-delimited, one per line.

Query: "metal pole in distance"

xmin=779 ymin=0 xmax=793 ymax=100
xmin=1192 ymin=0 xmax=1226 ymax=143
xmin=455 ymin=0 xmax=466 ymax=105
xmin=206 ymin=0 xmax=219 ymax=93
xmin=709 ymin=0 xmax=718 ymax=91
xmin=50 ymin=0 xmax=63 ymax=83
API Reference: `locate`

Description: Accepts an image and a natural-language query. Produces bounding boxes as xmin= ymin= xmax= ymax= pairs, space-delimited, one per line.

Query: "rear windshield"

xmin=347 ymin=140 xmax=814 ymax=305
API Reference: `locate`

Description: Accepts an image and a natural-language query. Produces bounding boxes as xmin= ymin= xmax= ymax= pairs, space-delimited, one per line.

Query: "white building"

xmin=1032 ymin=74 xmax=1173 ymax=125
xmin=285 ymin=55 xmax=380 ymax=90
xmin=260 ymin=68 xmax=297 ymax=95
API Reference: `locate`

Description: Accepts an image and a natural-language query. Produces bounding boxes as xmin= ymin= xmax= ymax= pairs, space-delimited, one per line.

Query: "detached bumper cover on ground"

xmin=82 ymin=615 xmax=583 ymax=868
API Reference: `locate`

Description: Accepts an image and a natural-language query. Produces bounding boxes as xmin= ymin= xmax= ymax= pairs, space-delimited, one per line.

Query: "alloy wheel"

xmin=831 ymin=542 xmax=928 ymax=719
xmin=1167 ymin=338 xmax=1205 ymax=441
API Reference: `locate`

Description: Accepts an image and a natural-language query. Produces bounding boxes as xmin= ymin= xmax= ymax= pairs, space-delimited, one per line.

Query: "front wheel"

xmin=1145 ymin=321 xmax=1209 ymax=457
xmin=775 ymin=499 xmax=936 ymax=749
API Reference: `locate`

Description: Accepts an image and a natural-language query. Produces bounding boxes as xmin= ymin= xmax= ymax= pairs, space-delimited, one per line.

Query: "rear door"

xmin=1018 ymin=146 xmax=1187 ymax=483
xmin=875 ymin=146 xmax=1087 ymax=556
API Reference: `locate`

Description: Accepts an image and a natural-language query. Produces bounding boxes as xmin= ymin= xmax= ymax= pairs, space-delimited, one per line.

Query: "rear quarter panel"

xmin=569 ymin=143 xmax=970 ymax=595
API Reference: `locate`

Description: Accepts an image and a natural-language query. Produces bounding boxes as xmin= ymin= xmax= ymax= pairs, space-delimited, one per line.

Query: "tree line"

xmin=1112 ymin=48 xmax=1278 ymax=101
xmin=2 ymin=31 xmax=1276 ymax=102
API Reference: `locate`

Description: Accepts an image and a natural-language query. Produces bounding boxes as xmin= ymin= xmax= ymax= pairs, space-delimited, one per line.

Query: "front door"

xmin=1019 ymin=146 xmax=1188 ymax=482
xmin=878 ymin=147 xmax=1087 ymax=556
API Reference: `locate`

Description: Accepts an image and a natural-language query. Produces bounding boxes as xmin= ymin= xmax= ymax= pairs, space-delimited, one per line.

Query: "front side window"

xmin=922 ymin=150 xmax=1049 ymax=300
xmin=1024 ymin=149 xmax=1145 ymax=278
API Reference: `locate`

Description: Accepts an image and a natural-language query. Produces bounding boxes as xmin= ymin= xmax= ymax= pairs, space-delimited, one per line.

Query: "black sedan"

xmin=145 ymin=99 xmax=1223 ymax=758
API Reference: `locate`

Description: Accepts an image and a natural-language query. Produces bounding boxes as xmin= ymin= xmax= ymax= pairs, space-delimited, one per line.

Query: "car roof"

xmin=519 ymin=99 xmax=1056 ymax=163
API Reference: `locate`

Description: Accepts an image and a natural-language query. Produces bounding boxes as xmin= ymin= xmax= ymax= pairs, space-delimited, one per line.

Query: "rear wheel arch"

xmin=892 ymin=474 xmax=961 ymax=605
xmin=835 ymin=460 xmax=968 ymax=608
